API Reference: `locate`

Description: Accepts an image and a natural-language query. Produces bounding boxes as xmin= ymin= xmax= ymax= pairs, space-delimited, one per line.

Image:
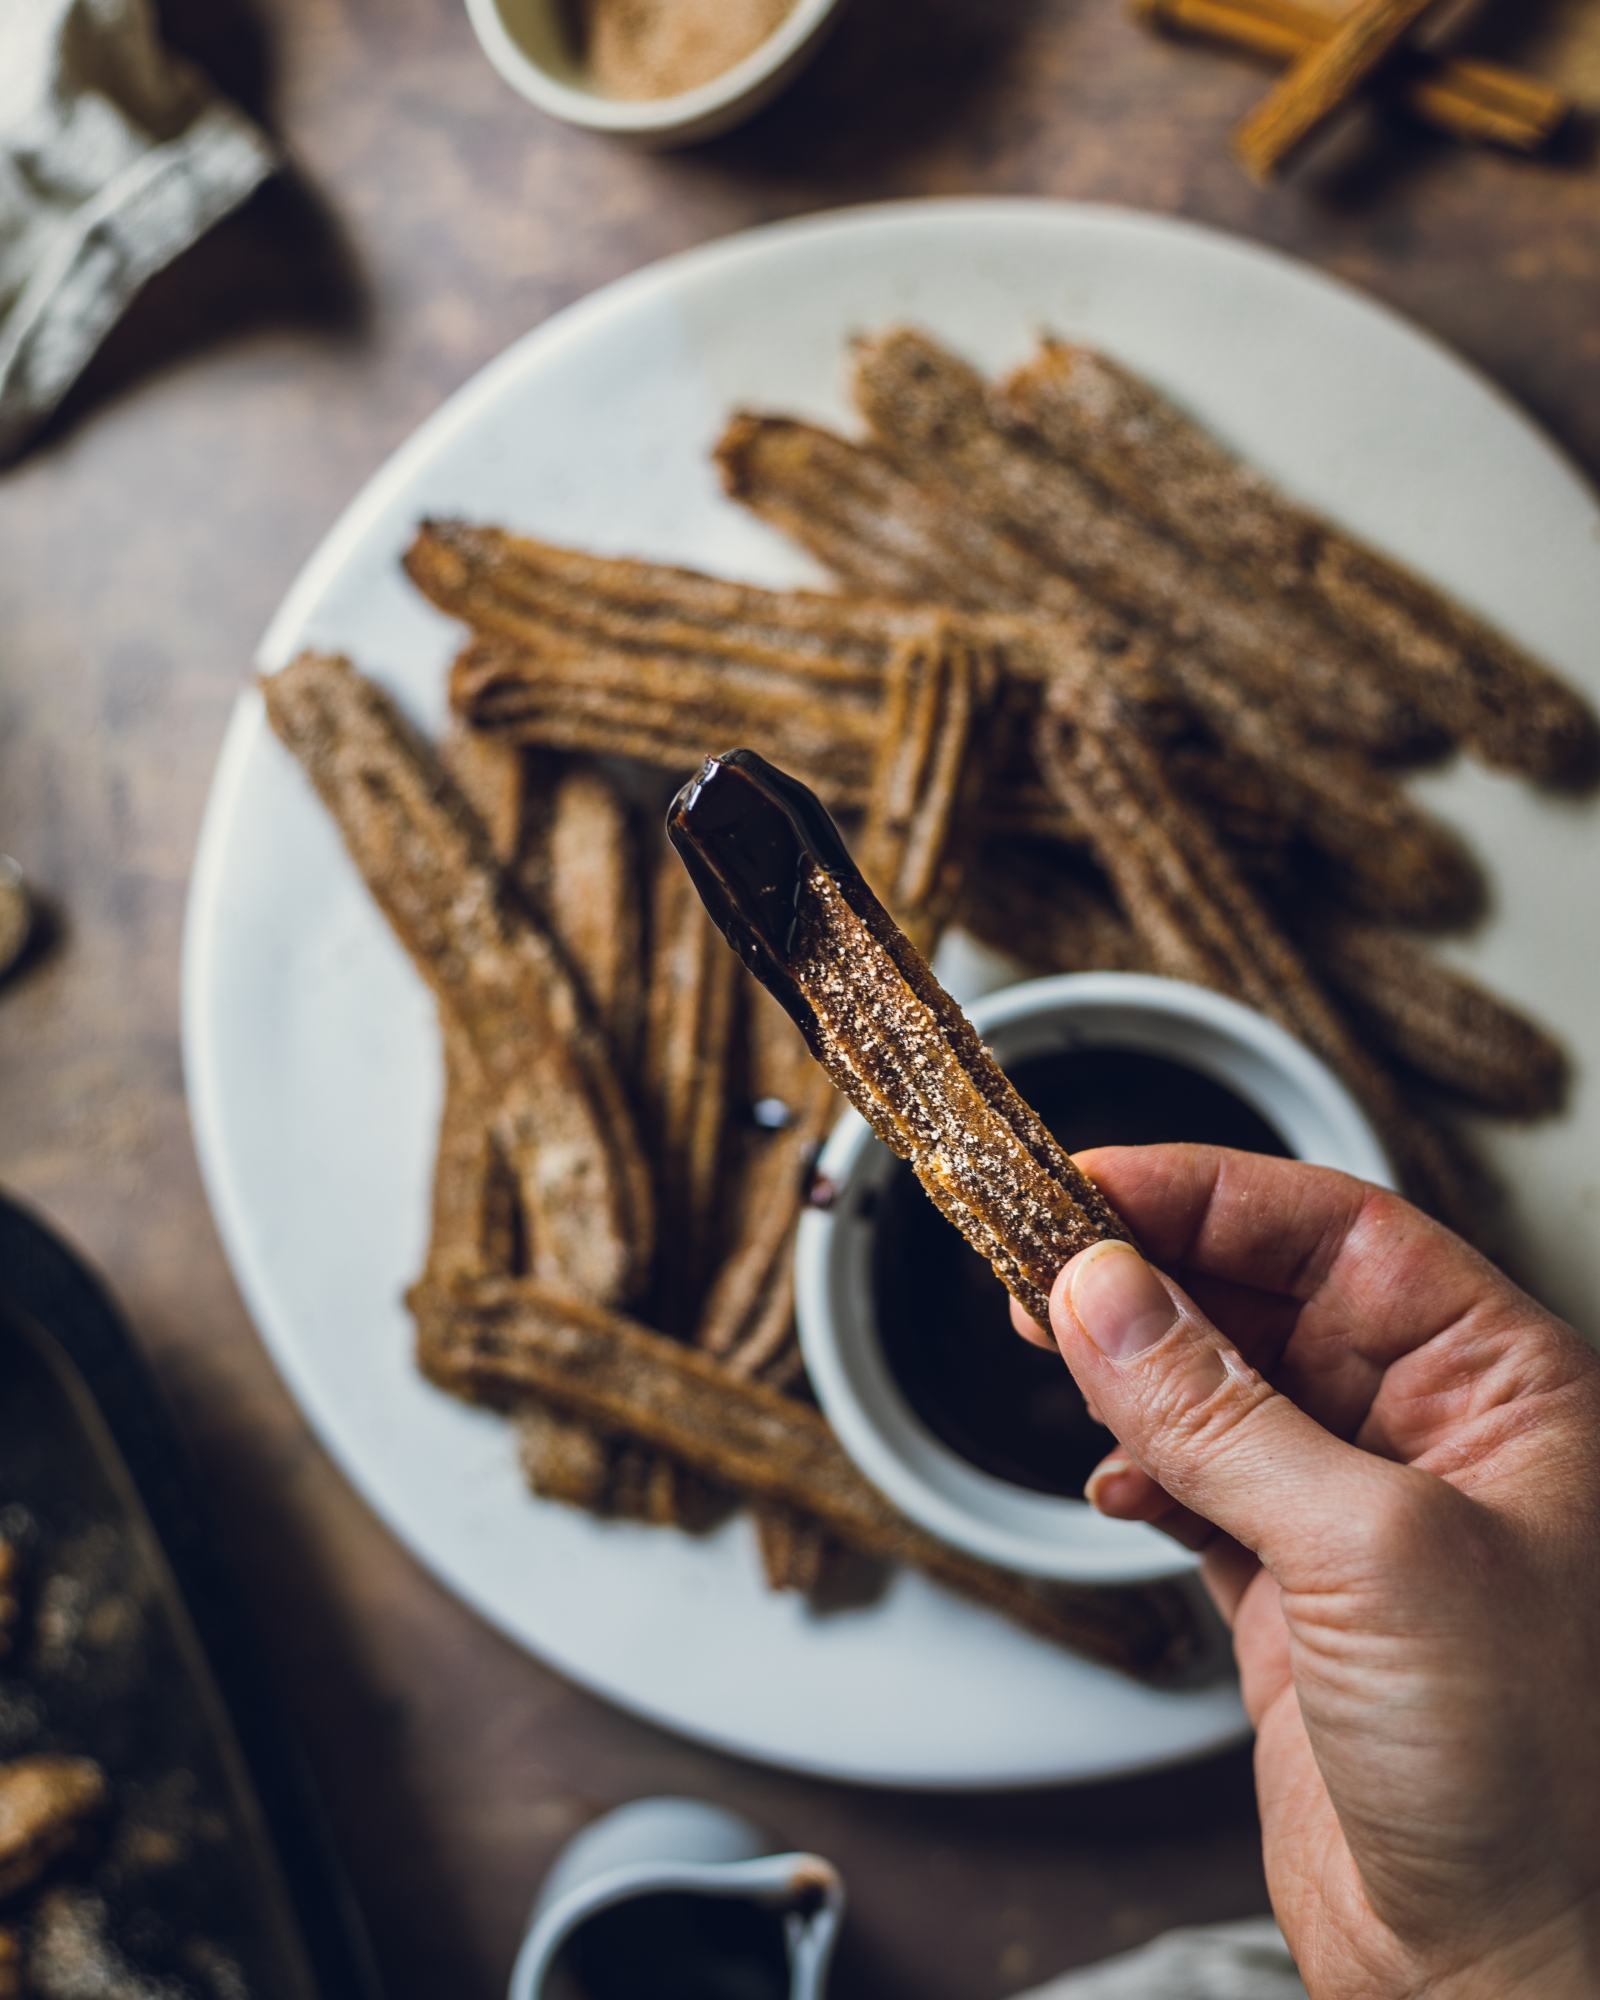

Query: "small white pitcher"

xmin=509 ymin=1797 xmax=845 ymax=2000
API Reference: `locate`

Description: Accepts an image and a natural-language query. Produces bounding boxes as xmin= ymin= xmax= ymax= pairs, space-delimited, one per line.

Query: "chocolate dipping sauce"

xmin=872 ymin=1045 xmax=1289 ymax=1499
xmin=553 ymin=1891 xmax=791 ymax=2000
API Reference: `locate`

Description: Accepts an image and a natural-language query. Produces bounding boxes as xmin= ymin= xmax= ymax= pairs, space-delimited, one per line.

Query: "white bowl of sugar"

xmin=465 ymin=0 xmax=847 ymax=146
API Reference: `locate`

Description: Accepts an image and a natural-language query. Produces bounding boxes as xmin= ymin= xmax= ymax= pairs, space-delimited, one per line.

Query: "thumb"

xmin=1053 ymin=1239 xmax=1399 ymax=1580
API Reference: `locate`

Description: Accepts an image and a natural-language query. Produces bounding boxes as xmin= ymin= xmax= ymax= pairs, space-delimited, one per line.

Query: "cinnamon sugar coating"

xmin=262 ymin=652 xmax=653 ymax=1305
xmin=411 ymin=1275 xmax=1199 ymax=1677
xmin=1002 ymin=340 xmax=1597 ymax=782
xmin=669 ymin=750 xmax=1130 ymax=1327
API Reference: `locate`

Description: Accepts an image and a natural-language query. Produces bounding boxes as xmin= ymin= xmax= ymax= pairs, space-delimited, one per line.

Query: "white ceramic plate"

xmin=184 ymin=201 xmax=1600 ymax=1790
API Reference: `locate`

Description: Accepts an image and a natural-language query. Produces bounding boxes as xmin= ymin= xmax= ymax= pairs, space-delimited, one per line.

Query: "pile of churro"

xmin=263 ymin=326 xmax=1590 ymax=1680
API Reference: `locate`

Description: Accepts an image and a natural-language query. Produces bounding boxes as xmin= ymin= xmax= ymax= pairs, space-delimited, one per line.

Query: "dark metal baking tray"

xmin=0 ymin=1192 xmax=380 ymax=1998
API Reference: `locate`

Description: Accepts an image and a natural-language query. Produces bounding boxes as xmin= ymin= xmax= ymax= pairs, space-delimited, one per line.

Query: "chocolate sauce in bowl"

xmin=872 ymin=1045 xmax=1288 ymax=1499
xmin=553 ymin=1892 xmax=792 ymax=2000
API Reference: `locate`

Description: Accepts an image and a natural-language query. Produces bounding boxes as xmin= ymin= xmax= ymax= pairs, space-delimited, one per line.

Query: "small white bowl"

xmin=795 ymin=972 xmax=1395 ymax=1586
xmin=463 ymin=0 xmax=846 ymax=146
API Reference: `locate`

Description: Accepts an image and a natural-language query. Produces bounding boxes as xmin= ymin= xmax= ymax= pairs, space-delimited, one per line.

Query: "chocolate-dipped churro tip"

xmin=669 ymin=748 xmax=1131 ymax=1327
xmin=668 ymin=748 xmax=860 ymax=1009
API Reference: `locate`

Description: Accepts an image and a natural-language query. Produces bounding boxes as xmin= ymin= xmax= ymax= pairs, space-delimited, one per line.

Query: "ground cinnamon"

xmin=568 ymin=0 xmax=796 ymax=101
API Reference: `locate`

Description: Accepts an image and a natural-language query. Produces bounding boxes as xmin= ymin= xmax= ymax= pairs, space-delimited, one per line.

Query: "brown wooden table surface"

xmin=3 ymin=2 xmax=1597 ymax=1993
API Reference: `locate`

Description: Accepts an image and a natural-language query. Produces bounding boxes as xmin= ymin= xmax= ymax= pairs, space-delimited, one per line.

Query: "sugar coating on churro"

xmin=669 ymin=750 xmax=1129 ymax=1326
xmin=642 ymin=850 xmax=742 ymax=1334
xmin=409 ymin=518 xmax=908 ymax=679
xmin=852 ymin=326 xmax=1429 ymax=757
xmin=700 ymin=622 xmax=991 ymax=1385
xmin=1002 ymin=340 xmax=1596 ymax=781
xmin=798 ymin=869 xmax=1123 ymax=1318
xmin=715 ymin=410 xmax=1482 ymax=927
xmin=427 ymin=516 xmax=1358 ymax=876
xmin=262 ymin=652 xmax=654 ymax=1305
xmin=411 ymin=1274 xmax=1199 ymax=1677
xmin=968 ymin=843 xmax=1564 ymax=1123
xmin=1310 ymin=918 xmax=1568 ymax=1120
xmin=859 ymin=622 xmax=994 ymax=944
xmin=1038 ymin=686 xmax=1478 ymax=1227
xmin=536 ymin=761 xmax=646 ymax=1074
xmin=424 ymin=729 xmax=528 ymax=1288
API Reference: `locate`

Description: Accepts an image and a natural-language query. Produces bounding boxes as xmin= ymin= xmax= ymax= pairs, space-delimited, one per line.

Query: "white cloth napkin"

xmin=1014 ymin=1917 xmax=1306 ymax=2000
xmin=0 ymin=0 xmax=276 ymax=461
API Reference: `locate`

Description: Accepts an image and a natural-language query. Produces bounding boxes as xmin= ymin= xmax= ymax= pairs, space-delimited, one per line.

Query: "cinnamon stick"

xmin=1232 ymin=0 xmax=1453 ymax=179
xmin=1136 ymin=0 xmax=1567 ymax=152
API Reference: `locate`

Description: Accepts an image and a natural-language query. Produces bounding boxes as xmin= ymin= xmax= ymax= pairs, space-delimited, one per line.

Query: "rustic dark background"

xmin=3 ymin=2 xmax=1597 ymax=1994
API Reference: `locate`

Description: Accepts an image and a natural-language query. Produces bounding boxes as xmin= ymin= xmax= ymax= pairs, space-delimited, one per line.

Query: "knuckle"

xmin=1356 ymin=1184 xmax=1414 ymax=1234
xmin=1347 ymin=1183 xmax=1419 ymax=1254
xmin=1142 ymin=1342 xmax=1275 ymax=1460
xmin=1355 ymin=1467 xmax=1469 ymax=1575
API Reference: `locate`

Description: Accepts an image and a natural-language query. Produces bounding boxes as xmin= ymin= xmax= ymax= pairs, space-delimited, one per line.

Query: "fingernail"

xmin=1084 ymin=1457 xmax=1141 ymax=1515
xmin=1069 ymin=1241 xmax=1178 ymax=1362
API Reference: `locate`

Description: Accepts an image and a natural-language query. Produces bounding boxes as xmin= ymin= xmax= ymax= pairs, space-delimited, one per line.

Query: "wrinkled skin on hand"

xmin=1014 ymin=1147 xmax=1600 ymax=2000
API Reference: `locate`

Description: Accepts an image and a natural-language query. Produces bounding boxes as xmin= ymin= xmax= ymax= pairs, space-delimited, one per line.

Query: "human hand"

xmin=1015 ymin=1147 xmax=1600 ymax=2000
